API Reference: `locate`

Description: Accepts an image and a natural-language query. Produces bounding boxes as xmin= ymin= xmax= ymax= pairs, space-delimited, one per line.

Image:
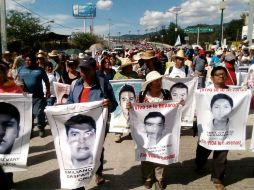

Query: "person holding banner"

xmin=195 ymin=66 xmax=230 ymax=190
xmin=135 ymin=71 xmax=171 ymax=189
xmin=67 ymin=56 xmax=118 ymax=189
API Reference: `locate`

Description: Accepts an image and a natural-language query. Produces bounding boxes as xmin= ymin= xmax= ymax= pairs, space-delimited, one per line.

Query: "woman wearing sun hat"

xmin=137 ymin=71 xmax=170 ymax=189
xmin=113 ymin=57 xmax=139 ymax=80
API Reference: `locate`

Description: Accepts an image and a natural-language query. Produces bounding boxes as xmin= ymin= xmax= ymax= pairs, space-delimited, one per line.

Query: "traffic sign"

xmin=184 ymin=27 xmax=214 ymax=33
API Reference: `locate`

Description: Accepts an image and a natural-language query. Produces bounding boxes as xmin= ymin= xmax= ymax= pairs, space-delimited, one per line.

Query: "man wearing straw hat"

xmin=164 ymin=49 xmax=189 ymax=78
xmin=113 ymin=57 xmax=139 ymax=80
xmin=140 ymin=50 xmax=165 ymax=75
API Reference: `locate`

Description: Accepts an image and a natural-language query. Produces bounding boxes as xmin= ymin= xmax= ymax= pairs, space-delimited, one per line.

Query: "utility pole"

xmin=248 ymin=0 xmax=254 ymax=46
xmin=0 ymin=0 xmax=7 ymax=54
xmin=108 ymin=18 xmax=111 ymax=49
xmin=219 ymin=0 xmax=226 ymax=47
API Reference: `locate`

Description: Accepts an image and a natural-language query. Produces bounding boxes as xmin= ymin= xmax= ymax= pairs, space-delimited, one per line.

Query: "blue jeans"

xmin=32 ymin=97 xmax=47 ymax=131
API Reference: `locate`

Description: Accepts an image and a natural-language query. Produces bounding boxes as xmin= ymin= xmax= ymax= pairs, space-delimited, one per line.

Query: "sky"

xmin=6 ymin=0 xmax=250 ymax=36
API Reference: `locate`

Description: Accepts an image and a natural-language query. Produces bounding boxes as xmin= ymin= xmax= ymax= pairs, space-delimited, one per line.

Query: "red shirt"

xmin=80 ymin=87 xmax=91 ymax=102
xmin=0 ymin=79 xmax=23 ymax=93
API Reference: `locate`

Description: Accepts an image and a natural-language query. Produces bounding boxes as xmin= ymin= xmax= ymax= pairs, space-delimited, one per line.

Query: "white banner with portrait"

xmin=130 ymin=101 xmax=182 ymax=165
xmin=109 ymin=79 xmax=143 ymax=133
xmin=45 ymin=101 xmax=108 ymax=189
xmin=163 ymin=77 xmax=198 ymax=126
xmin=196 ymin=88 xmax=251 ymax=150
xmin=53 ymin=82 xmax=70 ymax=104
xmin=0 ymin=93 xmax=32 ymax=172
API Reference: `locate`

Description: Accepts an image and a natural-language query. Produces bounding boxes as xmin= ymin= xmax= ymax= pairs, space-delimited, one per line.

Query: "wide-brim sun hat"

xmin=119 ymin=57 xmax=138 ymax=68
xmin=173 ymin=49 xmax=186 ymax=60
xmin=142 ymin=71 xmax=163 ymax=91
xmin=48 ymin=50 xmax=58 ymax=57
xmin=140 ymin=50 xmax=156 ymax=60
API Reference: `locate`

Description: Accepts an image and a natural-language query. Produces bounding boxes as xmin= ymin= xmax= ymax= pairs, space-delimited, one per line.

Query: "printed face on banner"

xmin=169 ymin=83 xmax=188 ymax=102
xmin=211 ymin=99 xmax=232 ymax=121
xmin=144 ymin=112 xmax=165 ymax=146
xmin=0 ymin=103 xmax=20 ymax=154
xmin=65 ymin=114 xmax=96 ymax=168
xmin=119 ymin=91 xmax=135 ymax=116
xmin=0 ymin=115 xmax=19 ymax=154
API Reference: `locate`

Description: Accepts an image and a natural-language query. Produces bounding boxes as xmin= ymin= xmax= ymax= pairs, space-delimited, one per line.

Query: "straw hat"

xmin=48 ymin=50 xmax=58 ymax=57
xmin=119 ymin=57 xmax=137 ymax=68
xmin=140 ymin=50 xmax=156 ymax=60
xmin=141 ymin=71 xmax=163 ymax=91
xmin=36 ymin=50 xmax=46 ymax=58
xmin=173 ymin=50 xmax=186 ymax=60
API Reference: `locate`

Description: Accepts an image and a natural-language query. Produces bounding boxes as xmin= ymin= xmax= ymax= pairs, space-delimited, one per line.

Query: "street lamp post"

xmin=219 ymin=0 xmax=226 ymax=47
xmin=171 ymin=7 xmax=181 ymax=42
xmin=108 ymin=18 xmax=111 ymax=49
xmin=118 ymin=32 xmax=121 ymax=44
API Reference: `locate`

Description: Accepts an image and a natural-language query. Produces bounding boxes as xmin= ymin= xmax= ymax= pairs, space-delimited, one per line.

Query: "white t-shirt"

xmin=165 ymin=66 xmax=187 ymax=78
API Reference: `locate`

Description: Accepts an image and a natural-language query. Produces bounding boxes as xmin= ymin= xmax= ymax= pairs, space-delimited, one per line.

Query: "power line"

xmin=11 ymin=0 xmax=74 ymax=30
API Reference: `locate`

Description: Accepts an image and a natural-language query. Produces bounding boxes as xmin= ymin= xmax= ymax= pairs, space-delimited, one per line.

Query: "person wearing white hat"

xmin=137 ymin=71 xmax=170 ymax=189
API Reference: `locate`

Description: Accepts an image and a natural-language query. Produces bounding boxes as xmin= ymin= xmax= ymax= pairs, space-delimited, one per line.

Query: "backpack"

xmin=139 ymin=89 xmax=170 ymax=103
xmin=168 ymin=66 xmax=189 ymax=77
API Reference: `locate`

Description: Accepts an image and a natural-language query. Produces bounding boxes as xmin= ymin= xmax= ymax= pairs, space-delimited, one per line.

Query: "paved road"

xmin=13 ymin=114 xmax=254 ymax=190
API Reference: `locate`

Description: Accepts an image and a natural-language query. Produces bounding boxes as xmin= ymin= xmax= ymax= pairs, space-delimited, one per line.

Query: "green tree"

xmin=7 ymin=10 xmax=49 ymax=48
xmin=70 ymin=32 xmax=100 ymax=50
xmin=224 ymin=18 xmax=245 ymax=42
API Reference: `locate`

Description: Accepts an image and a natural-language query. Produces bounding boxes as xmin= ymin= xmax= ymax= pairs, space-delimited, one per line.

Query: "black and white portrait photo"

xmin=65 ymin=114 xmax=96 ymax=168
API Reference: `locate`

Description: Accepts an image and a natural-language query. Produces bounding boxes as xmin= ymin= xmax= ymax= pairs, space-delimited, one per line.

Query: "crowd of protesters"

xmin=1 ymin=42 xmax=254 ymax=190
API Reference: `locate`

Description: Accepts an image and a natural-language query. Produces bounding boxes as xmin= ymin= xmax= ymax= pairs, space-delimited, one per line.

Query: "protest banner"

xmin=129 ymin=101 xmax=182 ymax=165
xmin=109 ymin=79 xmax=143 ymax=133
xmin=45 ymin=101 xmax=107 ymax=189
xmin=163 ymin=77 xmax=198 ymax=126
xmin=0 ymin=93 xmax=32 ymax=172
xmin=250 ymin=122 xmax=254 ymax=152
xmin=53 ymin=82 xmax=70 ymax=104
xmin=196 ymin=88 xmax=251 ymax=150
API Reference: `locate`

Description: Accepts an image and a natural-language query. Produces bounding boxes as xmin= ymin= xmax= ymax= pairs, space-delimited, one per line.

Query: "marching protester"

xmin=140 ymin=50 xmax=165 ymax=75
xmin=61 ymin=59 xmax=80 ymax=85
xmin=17 ymin=53 xmax=50 ymax=138
xmin=0 ymin=62 xmax=24 ymax=189
xmin=165 ymin=49 xmax=190 ymax=78
xmin=195 ymin=66 xmax=231 ymax=190
xmin=97 ymin=57 xmax=116 ymax=81
xmin=113 ymin=57 xmax=139 ymax=80
xmin=67 ymin=56 xmax=118 ymax=190
xmin=223 ymin=53 xmax=237 ymax=85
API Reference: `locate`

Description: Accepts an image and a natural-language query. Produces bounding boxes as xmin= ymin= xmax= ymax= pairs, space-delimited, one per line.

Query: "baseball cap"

xmin=78 ymin=57 xmax=96 ymax=68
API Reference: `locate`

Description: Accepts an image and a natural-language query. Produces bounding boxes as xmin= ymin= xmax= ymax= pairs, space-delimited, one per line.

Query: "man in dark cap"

xmin=67 ymin=56 xmax=118 ymax=189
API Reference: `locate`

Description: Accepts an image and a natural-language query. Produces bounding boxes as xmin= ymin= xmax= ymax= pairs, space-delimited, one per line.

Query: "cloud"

xmin=6 ymin=0 xmax=36 ymax=11
xmin=140 ymin=0 xmax=249 ymax=28
xmin=46 ymin=14 xmax=72 ymax=25
xmin=96 ymin=0 xmax=113 ymax=10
